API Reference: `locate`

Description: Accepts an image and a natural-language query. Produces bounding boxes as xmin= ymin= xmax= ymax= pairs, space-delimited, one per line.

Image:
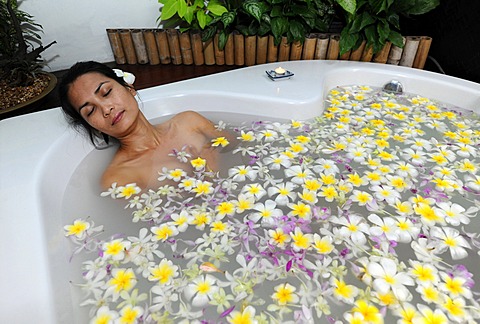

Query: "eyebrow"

xmin=78 ymin=81 xmax=110 ymax=112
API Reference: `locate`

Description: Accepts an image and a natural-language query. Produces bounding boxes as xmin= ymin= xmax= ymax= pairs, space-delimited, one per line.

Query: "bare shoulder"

xmin=172 ymin=110 xmax=213 ymax=127
xmin=100 ymin=154 xmax=143 ymax=189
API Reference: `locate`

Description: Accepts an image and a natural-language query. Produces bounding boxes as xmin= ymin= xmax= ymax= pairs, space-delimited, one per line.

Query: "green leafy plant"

xmin=156 ymin=0 xmax=438 ymax=54
xmin=0 ymin=0 xmax=56 ymax=86
xmin=338 ymin=0 xmax=440 ymax=55
xmin=157 ymin=0 xmax=356 ymax=49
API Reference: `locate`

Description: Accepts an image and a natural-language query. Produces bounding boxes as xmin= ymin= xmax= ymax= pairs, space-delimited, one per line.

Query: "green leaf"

xmin=243 ymin=0 xmax=267 ymax=22
xmin=221 ymin=11 xmax=236 ymax=28
xmin=289 ymin=20 xmax=306 ymax=42
xmin=388 ymin=30 xmax=404 ymax=48
xmin=160 ymin=0 xmax=179 ymax=21
xmin=202 ymin=25 xmax=217 ymax=41
xmin=370 ymin=0 xmax=388 ymax=14
xmin=207 ymin=1 xmax=228 ymax=16
xmin=197 ymin=10 xmax=208 ymax=29
xmin=339 ymin=28 xmax=358 ymax=54
xmin=218 ymin=30 xmax=229 ymax=50
xmin=405 ymin=0 xmax=440 ymax=15
xmin=271 ymin=17 xmax=289 ymax=43
xmin=194 ymin=0 xmax=204 ymax=8
xmin=177 ymin=0 xmax=187 ymax=18
xmin=377 ymin=20 xmax=390 ymax=43
xmin=359 ymin=11 xmax=375 ymax=30
xmin=270 ymin=5 xmax=283 ymax=18
xmin=184 ymin=6 xmax=195 ymax=24
xmin=335 ymin=0 xmax=356 ymax=15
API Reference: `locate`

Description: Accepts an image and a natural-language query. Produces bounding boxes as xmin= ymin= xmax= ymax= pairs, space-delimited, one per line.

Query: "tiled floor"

xmin=1 ymin=63 xmax=239 ymax=120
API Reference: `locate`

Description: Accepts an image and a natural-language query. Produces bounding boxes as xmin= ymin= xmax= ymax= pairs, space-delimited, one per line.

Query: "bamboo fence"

xmin=107 ymin=28 xmax=432 ymax=69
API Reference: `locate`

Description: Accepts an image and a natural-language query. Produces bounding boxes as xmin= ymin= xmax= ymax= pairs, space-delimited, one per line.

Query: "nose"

xmin=103 ymin=107 xmax=113 ymax=118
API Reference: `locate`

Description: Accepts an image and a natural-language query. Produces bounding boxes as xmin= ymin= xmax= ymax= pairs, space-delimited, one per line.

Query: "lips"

xmin=111 ymin=110 xmax=124 ymax=125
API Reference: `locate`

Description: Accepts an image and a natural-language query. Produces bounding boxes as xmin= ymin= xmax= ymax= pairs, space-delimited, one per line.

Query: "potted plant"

xmin=0 ymin=0 xmax=56 ymax=114
xmin=338 ymin=0 xmax=440 ymax=55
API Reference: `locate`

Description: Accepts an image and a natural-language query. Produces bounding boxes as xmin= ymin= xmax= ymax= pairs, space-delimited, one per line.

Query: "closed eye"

xmin=87 ymin=106 xmax=96 ymax=117
xmin=103 ymin=89 xmax=112 ymax=97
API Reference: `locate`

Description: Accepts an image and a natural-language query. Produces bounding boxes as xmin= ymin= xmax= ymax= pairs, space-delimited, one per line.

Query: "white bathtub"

xmin=1 ymin=60 xmax=480 ymax=323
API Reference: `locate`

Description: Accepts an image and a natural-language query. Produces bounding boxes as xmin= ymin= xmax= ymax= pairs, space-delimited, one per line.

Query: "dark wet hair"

xmin=59 ymin=61 xmax=129 ymax=148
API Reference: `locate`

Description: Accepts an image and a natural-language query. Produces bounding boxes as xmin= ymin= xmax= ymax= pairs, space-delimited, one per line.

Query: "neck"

xmin=116 ymin=113 xmax=162 ymax=153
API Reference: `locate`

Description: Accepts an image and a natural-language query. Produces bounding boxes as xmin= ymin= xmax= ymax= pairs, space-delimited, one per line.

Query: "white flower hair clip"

xmin=113 ymin=68 xmax=136 ymax=85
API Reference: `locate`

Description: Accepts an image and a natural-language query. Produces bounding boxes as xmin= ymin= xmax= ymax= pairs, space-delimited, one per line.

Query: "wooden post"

xmin=360 ymin=45 xmax=374 ymax=62
xmin=399 ymin=36 xmax=420 ymax=67
xmin=119 ymin=29 xmax=137 ymax=64
xmin=203 ymin=39 xmax=215 ymax=65
xmin=302 ymin=34 xmax=317 ymax=60
xmin=256 ymin=35 xmax=268 ymax=64
xmin=314 ymin=34 xmax=329 ymax=60
xmin=267 ymin=35 xmax=278 ymax=63
xmin=166 ymin=29 xmax=183 ymax=65
xmin=214 ymin=33 xmax=225 ymax=65
xmin=154 ymin=29 xmax=171 ymax=64
xmin=233 ymin=31 xmax=245 ymax=66
xmin=289 ymin=40 xmax=303 ymax=60
xmin=143 ymin=29 xmax=160 ymax=65
xmin=326 ymin=34 xmax=340 ymax=60
xmin=131 ymin=29 xmax=149 ymax=64
xmin=245 ymin=35 xmax=256 ymax=66
xmin=278 ymin=36 xmax=290 ymax=62
xmin=373 ymin=42 xmax=392 ymax=64
xmin=349 ymin=40 xmax=366 ymax=61
xmin=412 ymin=36 xmax=432 ymax=69
xmin=224 ymin=33 xmax=235 ymax=65
xmin=107 ymin=29 xmax=126 ymax=64
xmin=387 ymin=37 xmax=405 ymax=65
xmin=179 ymin=31 xmax=194 ymax=65
xmin=190 ymin=30 xmax=205 ymax=66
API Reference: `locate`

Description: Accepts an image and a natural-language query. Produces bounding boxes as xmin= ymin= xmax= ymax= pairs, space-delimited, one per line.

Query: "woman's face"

xmin=68 ymin=72 xmax=139 ymax=137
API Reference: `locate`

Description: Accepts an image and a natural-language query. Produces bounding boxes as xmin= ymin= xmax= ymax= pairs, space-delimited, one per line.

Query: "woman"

xmin=60 ymin=61 xmax=236 ymax=190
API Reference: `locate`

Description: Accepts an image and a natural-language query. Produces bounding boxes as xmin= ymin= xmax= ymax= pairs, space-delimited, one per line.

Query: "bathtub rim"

xmin=2 ymin=60 xmax=480 ymax=323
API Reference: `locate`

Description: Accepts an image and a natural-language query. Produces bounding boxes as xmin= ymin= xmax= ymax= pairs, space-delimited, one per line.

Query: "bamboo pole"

xmin=107 ymin=29 xmax=126 ymax=64
xmin=224 ymin=33 xmax=235 ymax=65
xmin=267 ymin=35 xmax=278 ymax=63
xmin=399 ymin=36 xmax=420 ymax=67
xmin=119 ymin=29 xmax=137 ymax=64
xmin=131 ymin=29 xmax=149 ymax=64
xmin=326 ymin=34 xmax=340 ymax=60
xmin=412 ymin=36 xmax=432 ymax=69
xmin=373 ymin=42 xmax=392 ymax=64
xmin=339 ymin=50 xmax=351 ymax=60
xmin=154 ymin=29 xmax=171 ymax=64
xmin=214 ymin=33 xmax=225 ymax=65
xmin=360 ymin=45 xmax=374 ymax=62
xmin=233 ymin=31 xmax=245 ymax=66
xmin=289 ymin=40 xmax=303 ymax=60
xmin=348 ymin=40 xmax=366 ymax=61
xmin=143 ymin=29 xmax=160 ymax=65
xmin=167 ymin=29 xmax=183 ymax=65
xmin=256 ymin=35 xmax=268 ymax=64
xmin=278 ymin=36 xmax=290 ymax=62
xmin=387 ymin=40 xmax=405 ymax=65
xmin=203 ymin=39 xmax=215 ymax=65
xmin=190 ymin=30 xmax=205 ymax=66
xmin=314 ymin=34 xmax=329 ymax=60
xmin=179 ymin=31 xmax=194 ymax=65
xmin=245 ymin=35 xmax=256 ymax=66
xmin=302 ymin=34 xmax=317 ymax=60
